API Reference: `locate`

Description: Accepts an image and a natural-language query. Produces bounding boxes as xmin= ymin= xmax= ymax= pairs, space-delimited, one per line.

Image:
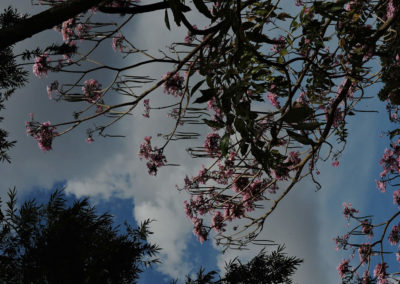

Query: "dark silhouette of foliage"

xmin=0 ymin=187 xmax=160 ymax=284
xmin=179 ymin=246 xmax=302 ymax=284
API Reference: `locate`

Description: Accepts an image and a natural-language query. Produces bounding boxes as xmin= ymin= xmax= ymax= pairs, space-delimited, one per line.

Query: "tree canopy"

xmin=1 ymin=0 xmax=400 ymax=282
xmin=0 ymin=188 xmax=160 ymax=284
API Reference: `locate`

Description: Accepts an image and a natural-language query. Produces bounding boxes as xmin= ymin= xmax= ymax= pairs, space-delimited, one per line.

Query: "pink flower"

xmin=112 ymin=34 xmax=125 ymax=52
xmin=82 ymin=79 xmax=103 ymax=103
xmin=211 ymin=211 xmax=226 ymax=233
xmin=75 ymin=23 xmax=90 ymax=39
xmin=361 ymin=219 xmax=373 ymax=238
xmin=61 ymin=18 xmax=76 ymax=42
xmin=376 ymin=180 xmax=386 ymax=192
xmin=389 ymin=224 xmax=400 ymax=245
xmin=337 ymin=259 xmax=350 ymax=278
xmin=373 ymin=263 xmax=388 ymax=283
xmin=33 ymin=53 xmax=50 ymax=78
xmin=162 ymin=72 xmax=185 ymax=97
xmin=86 ymin=137 xmax=94 ymax=143
xmin=358 ymin=243 xmax=371 ymax=264
xmin=387 ymin=0 xmax=396 ymax=19
xmin=143 ymin=99 xmax=150 ymax=118
xmin=343 ymin=202 xmax=359 ymax=220
xmin=192 ymin=217 xmax=208 ymax=243
xmin=204 ymin=132 xmax=221 ymax=157
xmin=138 ymin=136 xmax=167 ymax=176
xmin=332 ymin=160 xmax=339 ymax=167
xmin=184 ymin=25 xmax=198 ymax=44
xmin=46 ymin=81 xmax=59 ymax=100
xmin=267 ymin=92 xmax=281 ymax=108
xmin=393 ymin=189 xmax=400 ymax=206
xmin=26 ymin=119 xmax=58 ymax=152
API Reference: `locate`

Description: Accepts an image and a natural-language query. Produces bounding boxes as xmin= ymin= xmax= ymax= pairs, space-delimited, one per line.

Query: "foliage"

xmin=0 ymin=188 xmax=160 ymax=284
xmin=179 ymin=246 xmax=302 ymax=284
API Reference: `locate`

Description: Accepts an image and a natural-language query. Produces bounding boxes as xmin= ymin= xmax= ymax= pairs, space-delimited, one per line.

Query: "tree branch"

xmin=0 ymin=0 xmax=105 ymax=50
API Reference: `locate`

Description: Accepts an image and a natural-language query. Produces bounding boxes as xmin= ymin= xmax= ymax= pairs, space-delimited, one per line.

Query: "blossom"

xmin=162 ymin=72 xmax=185 ymax=97
xmin=33 ymin=53 xmax=50 ymax=78
xmin=373 ymin=263 xmax=388 ymax=284
xmin=342 ymin=202 xmax=359 ymax=220
xmin=138 ymin=136 xmax=167 ymax=176
xmin=192 ymin=217 xmax=208 ymax=243
xmin=358 ymin=243 xmax=371 ymax=264
xmin=376 ymin=180 xmax=386 ymax=193
xmin=112 ymin=34 xmax=125 ymax=52
xmin=143 ymin=99 xmax=150 ymax=118
xmin=361 ymin=219 xmax=373 ymax=238
xmin=75 ymin=23 xmax=90 ymax=39
xmin=211 ymin=211 xmax=226 ymax=233
xmin=387 ymin=0 xmax=396 ymax=19
xmin=389 ymin=224 xmax=400 ymax=245
xmin=26 ymin=120 xmax=58 ymax=152
xmin=86 ymin=137 xmax=94 ymax=143
xmin=393 ymin=189 xmax=400 ymax=206
xmin=267 ymin=92 xmax=281 ymax=108
xmin=332 ymin=160 xmax=339 ymax=167
xmin=204 ymin=132 xmax=221 ymax=157
xmin=333 ymin=234 xmax=349 ymax=251
xmin=46 ymin=80 xmax=59 ymax=100
xmin=337 ymin=259 xmax=350 ymax=278
xmin=61 ymin=18 xmax=76 ymax=42
xmin=184 ymin=24 xmax=197 ymax=44
xmin=82 ymin=79 xmax=103 ymax=103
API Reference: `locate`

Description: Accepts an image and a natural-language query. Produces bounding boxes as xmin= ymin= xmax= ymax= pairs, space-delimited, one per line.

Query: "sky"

xmin=0 ymin=1 xmax=399 ymax=283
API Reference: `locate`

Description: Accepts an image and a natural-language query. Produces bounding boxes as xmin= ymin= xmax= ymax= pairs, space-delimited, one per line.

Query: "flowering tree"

xmin=3 ymin=0 xmax=400 ymax=276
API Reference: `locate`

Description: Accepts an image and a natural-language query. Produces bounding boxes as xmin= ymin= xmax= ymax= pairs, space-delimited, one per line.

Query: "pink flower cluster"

xmin=387 ymin=0 xmax=396 ymax=19
xmin=184 ymin=25 xmax=197 ymax=44
xmin=82 ymin=79 xmax=103 ymax=103
xmin=138 ymin=136 xmax=167 ymax=176
xmin=33 ymin=53 xmax=50 ymax=78
xmin=142 ymin=99 xmax=150 ymax=118
xmin=162 ymin=72 xmax=184 ymax=97
xmin=358 ymin=243 xmax=371 ymax=264
xmin=26 ymin=119 xmax=58 ymax=152
xmin=373 ymin=262 xmax=388 ymax=284
xmin=337 ymin=258 xmax=350 ymax=278
xmin=267 ymin=92 xmax=281 ymax=109
xmin=388 ymin=223 xmax=400 ymax=245
xmin=361 ymin=219 xmax=373 ymax=238
xmin=203 ymin=132 xmax=221 ymax=157
xmin=112 ymin=34 xmax=125 ymax=52
xmin=46 ymin=80 xmax=59 ymax=100
xmin=342 ymin=202 xmax=359 ymax=220
xmin=59 ymin=18 xmax=90 ymax=43
xmin=377 ymin=139 xmax=400 ymax=193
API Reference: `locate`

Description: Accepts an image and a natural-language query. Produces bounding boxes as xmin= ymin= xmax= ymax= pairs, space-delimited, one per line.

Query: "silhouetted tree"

xmin=0 ymin=188 xmax=160 ymax=284
xmin=181 ymin=246 xmax=302 ymax=284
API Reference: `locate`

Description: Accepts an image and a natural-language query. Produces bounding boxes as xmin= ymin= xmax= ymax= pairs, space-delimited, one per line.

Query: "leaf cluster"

xmin=0 ymin=188 xmax=160 ymax=284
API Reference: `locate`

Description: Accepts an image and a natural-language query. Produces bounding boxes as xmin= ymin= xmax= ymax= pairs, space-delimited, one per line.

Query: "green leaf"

xmin=190 ymin=79 xmax=205 ymax=97
xmin=167 ymin=0 xmax=182 ymax=26
xmin=287 ymin=130 xmax=315 ymax=145
xmin=220 ymin=133 xmax=230 ymax=156
xmin=240 ymin=141 xmax=249 ymax=156
xmin=202 ymin=119 xmax=224 ymax=129
xmin=282 ymin=105 xmax=313 ymax=123
xmin=234 ymin=118 xmax=249 ymax=140
xmin=193 ymin=88 xmax=217 ymax=104
xmin=193 ymin=0 xmax=213 ymax=19
xmin=164 ymin=9 xmax=171 ymax=30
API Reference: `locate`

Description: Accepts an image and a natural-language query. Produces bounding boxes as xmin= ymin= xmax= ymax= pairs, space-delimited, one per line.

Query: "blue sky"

xmin=1 ymin=1 xmax=400 ymax=283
